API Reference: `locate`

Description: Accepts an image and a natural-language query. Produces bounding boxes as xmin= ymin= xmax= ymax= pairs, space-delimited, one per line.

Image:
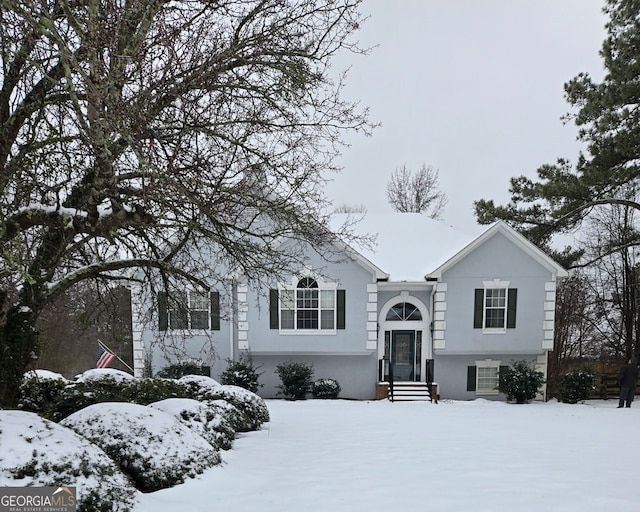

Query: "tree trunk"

xmin=0 ymin=305 xmax=39 ymax=406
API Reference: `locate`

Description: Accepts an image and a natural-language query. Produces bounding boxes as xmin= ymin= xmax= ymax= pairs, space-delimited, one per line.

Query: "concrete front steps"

xmin=389 ymin=382 xmax=432 ymax=402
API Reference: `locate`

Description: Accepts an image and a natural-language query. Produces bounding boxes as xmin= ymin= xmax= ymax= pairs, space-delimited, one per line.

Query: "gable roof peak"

xmin=425 ymin=220 xmax=569 ymax=280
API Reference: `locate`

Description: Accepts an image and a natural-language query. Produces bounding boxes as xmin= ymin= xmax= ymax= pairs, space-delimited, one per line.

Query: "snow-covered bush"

xmin=49 ymin=377 xmax=126 ymax=421
xmin=125 ymin=378 xmax=191 ymax=404
xmin=20 ymin=371 xmax=191 ymax=421
xmin=19 ymin=371 xmax=68 ymax=415
xmin=61 ymin=402 xmax=221 ymax=492
xmin=557 ymin=368 xmax=597 ymax=404
xmin=498 ymin=360 xmax=545 ymax=404
xmin=178 ymin=375 xmax=270 ymax=431
xmin=219 ymin=352 xmax=263 ymax=392
xmin=156 ymin=362 xmax=210 ymax=379
xmin=75 ymin=368 xmax=136 ymax=384
xmin=0 ymin=410 xmax=137 ymax=511
xmin=275 ymin=361 xmax=314 ymax=400
xmin=204 ymin=398 xmax=255 ymax=437
xmin=311 ymin=378 xmax=342 ymax=399
xmin=149 ymin=398 xmax=237 ymax=450
xmin=25 ymin=369 xmax=69 ymax=381
xmin=20 ymin=371 xmax=132 ymax=420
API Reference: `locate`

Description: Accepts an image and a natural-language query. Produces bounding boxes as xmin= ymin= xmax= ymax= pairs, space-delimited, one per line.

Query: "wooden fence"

xmin=548 ymin=362 xmax=638 ymax=401
xmin=591 ymin=372 xmax=623 ymax=399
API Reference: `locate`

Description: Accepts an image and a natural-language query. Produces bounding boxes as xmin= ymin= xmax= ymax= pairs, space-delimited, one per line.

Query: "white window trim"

xmin=475 ymin=358 xmax=501 ymax=395
xmin=167 ymin=289 xmax=211 ymax=334
xmin=278 ymin=277 xmax=338 ymax=335
xmin=482 ymin=279 xmax=510 ymax=334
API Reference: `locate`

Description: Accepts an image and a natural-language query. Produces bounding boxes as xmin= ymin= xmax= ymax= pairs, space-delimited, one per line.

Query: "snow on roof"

xmin=341 ymin=212 xmax=485 ymax=282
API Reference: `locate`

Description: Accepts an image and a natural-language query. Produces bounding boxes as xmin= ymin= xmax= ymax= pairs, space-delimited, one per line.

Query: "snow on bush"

xmin=75 ymin=368 xmax=136 ymax=384
xmin=19 ymin=371 xmax=193 ymax=421
xmin=0 ymin=410 xmax=137 ymax=511
xmin=557 ymin=368 xmax=597 ymax=404
xmin=19 ymin=371 xmax=69 ymax=416
xmin=203 ymin=399 xmax=251 ymax=442
xmin=311 ymin=378 xmax=342 ymax=399
xmin=149 ymin=398 xmax=237 ymax=450
xmin=178 ymin=375 xmax=270 ymax=431
xmin=60 ymin=402 xmax=220 ymax=492
xmin=24 ymin=369 xmax=69 ymax=381
xmin=219 ymin=352 xmax=264 ymax=393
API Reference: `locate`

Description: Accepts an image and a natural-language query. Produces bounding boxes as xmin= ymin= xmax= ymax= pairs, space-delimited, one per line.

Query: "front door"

xmin=391 ymin=331 xmax=415 ymax=381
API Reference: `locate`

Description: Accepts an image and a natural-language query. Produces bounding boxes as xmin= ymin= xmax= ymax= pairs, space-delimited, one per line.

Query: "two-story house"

xmin=131 ymin=213 xmax=568 ymax=400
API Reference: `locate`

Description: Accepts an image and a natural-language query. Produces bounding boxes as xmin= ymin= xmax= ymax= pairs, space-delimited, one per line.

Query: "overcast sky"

xmin=327 ymin=0 xmax=607 ymax=234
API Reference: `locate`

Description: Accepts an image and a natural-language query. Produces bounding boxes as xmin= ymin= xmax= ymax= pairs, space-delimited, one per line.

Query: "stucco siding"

xmin=437 ymin=232 xmax=552 ymax=354
xmin=435 ymin=353 xmax=543 ymax=401
xmin=244 ymin=241 xmax=375 ymax=355
xmin=134 ymin=282 xmax=234 ymax=378
xmin=253 ymin=353 xmax=378 ymax=400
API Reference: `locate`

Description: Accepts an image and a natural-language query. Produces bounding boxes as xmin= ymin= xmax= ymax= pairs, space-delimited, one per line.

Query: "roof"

xmin=425 ymin=220 xmax=569 ymax=280
xmin=338 ymin=212 xmax=485 ymax=282
xmin=337 ymin=214 xmax=568 ymax=282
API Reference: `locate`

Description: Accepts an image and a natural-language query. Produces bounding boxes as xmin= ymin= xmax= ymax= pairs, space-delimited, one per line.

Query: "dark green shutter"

xmin=473 ymin=288 xmax=484 ymax=328
xmin=210 ymin=291 xmax=220 ymax=331
xmin=337 ymin=289 xmax=346 ymax=329
xmin=467 ymin=366 xmax=477 ymax=391
xmin=158 ymin=291 xmax=168 ymax=331
xmin=507 ymin=288 xmax=517 ymax=328
xmin=269 ymin=289 xmax=279 ymax=329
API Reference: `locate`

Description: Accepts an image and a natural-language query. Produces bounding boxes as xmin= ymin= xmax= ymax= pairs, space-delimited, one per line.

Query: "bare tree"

xmin=333 ymin=203 xmax=367 ymax=214
xmin=576 ymin=200 xmax=640 ymax=359
xmin=0 ymin=0 xmax=374 ymax=403
xmin=549 ymin=273 xmax=597 ymax=383
xmin=386 ymin=164 xmax=447 ymax=218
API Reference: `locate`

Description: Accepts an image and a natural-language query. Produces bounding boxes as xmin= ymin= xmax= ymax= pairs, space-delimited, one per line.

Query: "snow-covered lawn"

xmin=135 ymin=398 xmax=637 ymax=512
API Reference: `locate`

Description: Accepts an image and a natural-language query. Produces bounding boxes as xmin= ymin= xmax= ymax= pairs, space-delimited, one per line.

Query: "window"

xmin=477 ymin=366 xmax=499 ymax=392
xmin=385 ymin=302 xmax=422 ymax=321
xmin=270 ymin=279 xmax=345 ymax=331
xmin=467 ymin=359 xmax=503 ymax=395
xmin=484 ymin=288 xmax=506 ymax=328
xmin=158 ymin=290 xmax=220 ymax=331
xmin=474 ymin=286 xmax=517 ymax=330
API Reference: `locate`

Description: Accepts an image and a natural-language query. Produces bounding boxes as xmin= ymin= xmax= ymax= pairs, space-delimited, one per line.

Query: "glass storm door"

xmin=391 ymin=331 xmax=415 ymax=381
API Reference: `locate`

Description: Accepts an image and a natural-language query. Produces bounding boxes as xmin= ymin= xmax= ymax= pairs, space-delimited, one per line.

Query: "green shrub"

xmin=220 ymin=352 xmax=263 ymax=393
xmin=18 ymin=376 xmax=67 ymax=415
xmin=1 ymin=410 xmax=137 ymax=512
xmin=498 ymin=360 xmax=545 ymax=404
xmin=156 ymin=362 xmax=209 ymax=379
xmin=557 ymin=368 xmax=596 ymax=404
xmin=311 ymin=378 xmax=341 ymax=399
xmin=19 ymin=375 xmax=191 ymax=421
xmin=275 ymin=361 xmax=314 ymax=400
xmin=126 ymin=378 xmax=191 ymax=405
xmin=61 ymin=402 xmax=220 ymax=492
xmin=178 ymin=375 xmax=270 ymax=431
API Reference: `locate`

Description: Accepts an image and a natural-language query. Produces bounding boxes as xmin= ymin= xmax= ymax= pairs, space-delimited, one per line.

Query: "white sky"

xmin=327 ymin=0 xmax=607 ymax=232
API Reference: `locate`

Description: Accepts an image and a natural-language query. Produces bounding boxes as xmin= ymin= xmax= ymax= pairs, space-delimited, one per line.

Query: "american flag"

xmin=96 ymin=343 xmax=116 ymax=368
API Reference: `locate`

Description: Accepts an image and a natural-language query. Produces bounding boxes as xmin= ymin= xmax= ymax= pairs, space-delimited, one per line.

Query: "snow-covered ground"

xmin=135 ymin=398 xmax=636 ymax=512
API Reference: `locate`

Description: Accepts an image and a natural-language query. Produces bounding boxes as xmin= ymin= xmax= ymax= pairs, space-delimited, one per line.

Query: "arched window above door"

xmin=386 ymin=302 xmax=422 ymax=321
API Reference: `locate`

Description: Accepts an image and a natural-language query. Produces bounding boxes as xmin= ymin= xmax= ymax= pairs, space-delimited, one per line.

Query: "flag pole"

xmin=98 ymin=339 xmax=134 ymax=374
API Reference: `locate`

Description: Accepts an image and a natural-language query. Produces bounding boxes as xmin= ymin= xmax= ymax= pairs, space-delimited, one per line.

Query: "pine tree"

xmin=474 ymin=0 xmax=640 ymax=258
